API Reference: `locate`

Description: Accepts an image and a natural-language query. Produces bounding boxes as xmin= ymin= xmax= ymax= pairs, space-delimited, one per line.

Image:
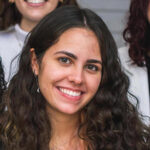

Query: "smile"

xmin=59 ymin=87 xmax=81 ymax=97
xmin=25 ymin=0 xmax=46 ymax=4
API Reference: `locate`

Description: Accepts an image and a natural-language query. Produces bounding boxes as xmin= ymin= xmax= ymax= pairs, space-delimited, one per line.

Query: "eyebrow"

xmin=54 ymin=50 xmax=102 ymax=64
xmin=87 ymin=59 xmax=102 ymax=65
xmin=54 ymin=51 xmax=77 ymax=59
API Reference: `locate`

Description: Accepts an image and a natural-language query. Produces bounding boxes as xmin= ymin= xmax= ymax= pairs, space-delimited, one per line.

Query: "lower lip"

xmin=25 ymin=1 xmax=46 ymax=7
xmin=57 ymin=87 xmax=82 ymax=103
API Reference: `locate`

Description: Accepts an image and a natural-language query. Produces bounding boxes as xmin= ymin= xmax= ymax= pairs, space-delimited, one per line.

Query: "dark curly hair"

xmin=0 ymin=59 xmax=5 ymax=103
xmin=123 ymin=0 xmax=150 ymax=66
xmin=1 ymin=6 xmax=150 ymax=150
xmin=0 ymin=59 xmax=6 ymax=135
xmin=0 ymin=0 xmax=79 ymax=30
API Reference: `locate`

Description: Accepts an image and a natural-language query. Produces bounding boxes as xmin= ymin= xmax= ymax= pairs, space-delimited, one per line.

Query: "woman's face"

xmin=13 ymin=0 xmax=60 ymax=30
xmin=32 ymin=28 xmax=102 ymax=115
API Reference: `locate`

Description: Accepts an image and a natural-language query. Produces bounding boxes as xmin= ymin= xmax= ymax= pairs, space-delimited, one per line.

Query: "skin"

xmin=12 ymin=0 xmax=60 ymax=31
xmin=148 ymin=2 xmax=150 ymax=23
xmin=31 ymin=27 xmax=102 ymax=149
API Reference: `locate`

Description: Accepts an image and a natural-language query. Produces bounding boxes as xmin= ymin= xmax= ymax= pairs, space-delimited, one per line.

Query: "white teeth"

xmin=59 ymin=88 xmax=81 ymax=97
xmin=27 ymin=0 xmax=45 ymax=4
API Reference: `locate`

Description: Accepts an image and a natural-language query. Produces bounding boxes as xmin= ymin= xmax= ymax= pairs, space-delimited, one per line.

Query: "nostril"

xmin=68 ymin=75 xmax=83 ymax=85
xmin=68 ymin=69 xmax=84 ymax=85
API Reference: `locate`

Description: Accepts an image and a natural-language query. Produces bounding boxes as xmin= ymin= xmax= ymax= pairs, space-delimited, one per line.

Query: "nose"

xmin=68 ymin=68 xmax=84 ymax=85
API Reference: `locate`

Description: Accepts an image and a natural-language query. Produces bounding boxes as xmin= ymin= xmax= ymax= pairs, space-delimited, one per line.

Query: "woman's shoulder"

xmin=0 ymin=25 xmax=16 ymax=40
xmin=118 ymin=46 xmax=130 ymax=62
xmin=118 ymin=46 xmax=146 ymax=71
xmin=118 ymin=45 xmax=133 ymax=70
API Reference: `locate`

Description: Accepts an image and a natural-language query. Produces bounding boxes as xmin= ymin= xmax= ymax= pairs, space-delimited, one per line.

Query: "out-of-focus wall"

xmin=77 ymin=0 xmax=130 ymax=48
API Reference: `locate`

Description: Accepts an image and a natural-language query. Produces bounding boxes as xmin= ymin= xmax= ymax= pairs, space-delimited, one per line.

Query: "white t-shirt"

xmin=118 ymin=46 xmax=150 ymax=121
xmin=0 ymin=24 xmax=28 ymax=82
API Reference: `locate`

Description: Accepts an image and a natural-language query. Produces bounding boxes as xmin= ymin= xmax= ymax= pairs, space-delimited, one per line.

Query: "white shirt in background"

xmin=0 ymin=24 xmax=28 ymax=82
xmin=118 ymin=46 xmax=150 ymax=122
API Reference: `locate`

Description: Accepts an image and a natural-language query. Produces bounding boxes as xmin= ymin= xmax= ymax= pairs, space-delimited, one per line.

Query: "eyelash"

xmin=58 ymin=57 xmax=72 ymax=64
xmin=58 ymin=57 xmax=100 ymax=72
xmin=86 ymin=64 xmax=99 ymax=72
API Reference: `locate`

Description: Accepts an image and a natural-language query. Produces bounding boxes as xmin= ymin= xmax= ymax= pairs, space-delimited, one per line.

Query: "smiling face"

xmin=31 ymin=28 xmax=102 ymax=116
xmin=13 ymin=0 xmax=59 ymax=31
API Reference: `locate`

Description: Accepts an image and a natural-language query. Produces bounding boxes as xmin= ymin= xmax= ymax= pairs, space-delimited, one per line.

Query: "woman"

xmin=0 ymin=0 xmax=78 ymax=82
xmin=119 ymin=0 xmax=150 ymax=118
xmin=0 ymin=59 xmax=5 ymax=150
xmin=0 ymin=59 xmax=5 ymax=101
xmin=1 ymin=6 xmax=150 ymax=150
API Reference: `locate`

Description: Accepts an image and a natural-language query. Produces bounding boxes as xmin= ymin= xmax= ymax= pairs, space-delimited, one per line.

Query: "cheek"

xmin=87 ymin=74 xmax=101 ymax=94
xmin=38 ymin=63 xmax=67 ymax=88
xmin=37 ymin=64 xmax=63 ymax=100
xmin=15 ymin=3 xmax=23 ymax=13
xmin=48 ymin=0 xmax=59 ymax=10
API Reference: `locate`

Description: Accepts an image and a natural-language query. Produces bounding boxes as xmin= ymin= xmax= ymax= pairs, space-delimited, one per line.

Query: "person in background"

xmin=0 ymin=59 xmax=5 ymax=150
xmin=119 ymin=0 xmax=150 ymax=119
xmin=0 ymin=58 xmax=5 ymax=101
xmin=0 ymin=0 xmax=78 ymax=82
xmin=1 ymin=6 xmax=150 ymax=150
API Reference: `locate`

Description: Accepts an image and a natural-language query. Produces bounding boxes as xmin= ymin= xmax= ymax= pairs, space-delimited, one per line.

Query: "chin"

xmin=58 ymin=106 xmax=82 ymax=116
xmin=27 ymin=12 xmax=48 ymax=22
xmin=30 ymin=15 xmax=45 ymax=22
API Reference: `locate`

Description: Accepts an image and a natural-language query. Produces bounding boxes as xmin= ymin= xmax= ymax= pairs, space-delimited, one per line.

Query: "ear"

xmin=30 ymin=48 xmax=39 ymax=75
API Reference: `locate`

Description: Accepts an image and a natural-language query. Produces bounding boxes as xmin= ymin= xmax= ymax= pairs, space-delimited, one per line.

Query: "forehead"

xmin=52 ymin=28 xmax=101 ymax=56
xmin=59 ymin=27 xmax=99 ymax=44
xmin=42 ymin=27 xmax=101 ymax=63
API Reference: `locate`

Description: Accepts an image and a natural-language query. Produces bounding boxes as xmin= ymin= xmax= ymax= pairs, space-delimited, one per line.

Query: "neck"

xmin=47 ymin=107 xmax=85 ymax=150
xmin=48 ymin=107 xmax=80 ymax=138
xmin=20 ymin=18 xmax=38 ymax=32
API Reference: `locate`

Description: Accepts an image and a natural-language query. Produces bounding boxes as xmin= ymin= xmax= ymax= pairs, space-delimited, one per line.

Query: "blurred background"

xmin=78 ymin=0 xmax=130 ymax=48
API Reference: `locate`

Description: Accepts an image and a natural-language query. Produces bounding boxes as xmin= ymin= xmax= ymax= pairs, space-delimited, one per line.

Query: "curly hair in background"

xmin=0 ymin=59 xmax=5 ymax=101
xmin=0 ymin=59 xmax=6 ymax=129
xmin=0 ymin=6 xmax=150 ymax=150
xmin=0 ymin=0 xmax=78 ymax=30
xmin=123 ymin=0 xmax=150 ymax=66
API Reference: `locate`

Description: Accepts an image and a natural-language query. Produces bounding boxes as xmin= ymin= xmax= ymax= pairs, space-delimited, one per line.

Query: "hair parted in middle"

xmin=1 ymin=5 xmax=150 ymax=150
